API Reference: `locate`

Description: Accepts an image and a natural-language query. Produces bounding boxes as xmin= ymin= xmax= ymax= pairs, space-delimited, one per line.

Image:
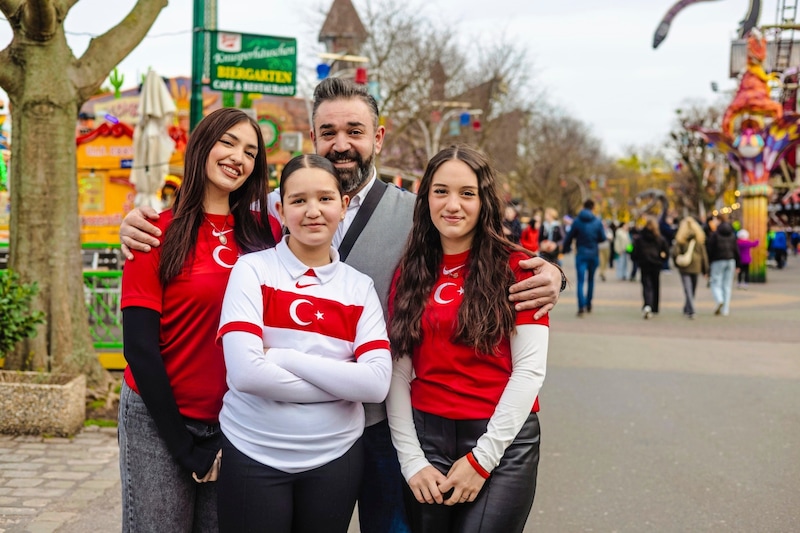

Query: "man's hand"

xmin=120 ymin=206 xmax=162 ymax=260
xmin=407 ymin=465 xmax=448 ymax=504
xmin=439 ymin=455 xmax=486 ymax=506
xmin=510 ymin=256 xmax=563 ymax=319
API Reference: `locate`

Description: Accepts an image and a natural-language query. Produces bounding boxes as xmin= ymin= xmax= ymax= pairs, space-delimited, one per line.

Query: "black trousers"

xmin=640 ymin=267 xmax=661 ymax=312
xmin=217 ymin=435 xmax=363 ymax=533
xmin=405 ymin=409 xmax=540 ymax=533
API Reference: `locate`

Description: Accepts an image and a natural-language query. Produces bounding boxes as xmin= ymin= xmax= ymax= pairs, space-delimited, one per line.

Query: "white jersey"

xmin=218 ymin=237 xmax=391 ymax=473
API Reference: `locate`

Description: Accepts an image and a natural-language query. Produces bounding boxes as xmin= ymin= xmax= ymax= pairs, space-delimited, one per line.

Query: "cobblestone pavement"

xmin=0 ymin=427 xmax=120 ymax=533
xmin=0 ymin=254 xmax=797 ymax=532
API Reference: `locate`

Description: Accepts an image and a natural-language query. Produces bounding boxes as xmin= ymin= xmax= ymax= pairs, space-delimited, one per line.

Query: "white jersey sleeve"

xmin=472 ymin=324 xmax=548 ymax=473
xmin=220 ymin=259 xmax=338 ymax=403
xmin=386 ymin=355 xmax=433 ymax=481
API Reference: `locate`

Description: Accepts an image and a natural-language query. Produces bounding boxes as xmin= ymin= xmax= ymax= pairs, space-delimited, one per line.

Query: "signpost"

xmin=208 ymin=31 xmax=297 ymax=97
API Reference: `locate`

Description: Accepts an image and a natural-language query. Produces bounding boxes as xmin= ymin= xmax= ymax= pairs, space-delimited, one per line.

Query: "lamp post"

xmin=190 ymin=0 xmax=217 ymax=132
xmin=417 ymin=105 xmax=482 ymax=161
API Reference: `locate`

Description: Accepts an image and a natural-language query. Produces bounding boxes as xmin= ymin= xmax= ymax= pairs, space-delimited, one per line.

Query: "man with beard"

xmin=120 ymin=78 xmax=564 ymax=532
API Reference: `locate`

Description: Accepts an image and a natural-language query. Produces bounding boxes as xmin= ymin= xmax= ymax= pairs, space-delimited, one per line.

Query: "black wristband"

xmin=559 ymin=270 xmax=567 ymax=292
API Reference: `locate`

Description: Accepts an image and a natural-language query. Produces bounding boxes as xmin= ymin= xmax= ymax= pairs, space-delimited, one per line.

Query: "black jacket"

xmin=708 ymin=222 xmax=740 ymax=265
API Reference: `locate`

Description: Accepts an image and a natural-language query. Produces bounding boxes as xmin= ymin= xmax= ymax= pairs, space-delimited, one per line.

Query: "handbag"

xmin=675 ymin=238 xmax=696 ymax=267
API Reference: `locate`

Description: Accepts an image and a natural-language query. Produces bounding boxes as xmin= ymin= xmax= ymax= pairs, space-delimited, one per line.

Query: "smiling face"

xmin=204 ymin=120 xmax=259 ymax=206
xmin=428 ymin=159 xmax=481 ymax=254
xmin=311 ymin=98 xmax=385 ymax=195
xmin=278 ymin=167 xmax=348 ymax=265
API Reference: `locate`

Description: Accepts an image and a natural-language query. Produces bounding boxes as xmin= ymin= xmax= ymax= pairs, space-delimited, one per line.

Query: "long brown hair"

xmin=159 ymin=108 xmax=274 ymax=285
xmin=389 ymin=145 xmax=532 ymax=358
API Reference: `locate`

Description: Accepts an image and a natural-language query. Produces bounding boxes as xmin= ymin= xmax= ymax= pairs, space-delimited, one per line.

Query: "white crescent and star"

xmin=433 ymin=282 xmax=464 ymax=304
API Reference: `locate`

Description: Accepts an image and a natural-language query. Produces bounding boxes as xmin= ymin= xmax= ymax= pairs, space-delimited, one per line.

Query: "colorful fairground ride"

xmin=655 ymin=0 xmax=800 ymax=282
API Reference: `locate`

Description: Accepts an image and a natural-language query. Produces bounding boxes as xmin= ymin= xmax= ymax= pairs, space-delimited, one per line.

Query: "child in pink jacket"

xmin=736 ymin=229 xmax=760 ymax=289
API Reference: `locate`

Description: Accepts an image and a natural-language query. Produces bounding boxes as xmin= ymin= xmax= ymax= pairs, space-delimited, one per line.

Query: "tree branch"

xmin=0 ymin=46 xmax=23 ymax=97
xmin=21 ymin=0 xmax=57 ymax=41
xmin=0 ymin=0 xmax=23 ymax=19
xmin=71 ymin=0 xmax=167 ymax=101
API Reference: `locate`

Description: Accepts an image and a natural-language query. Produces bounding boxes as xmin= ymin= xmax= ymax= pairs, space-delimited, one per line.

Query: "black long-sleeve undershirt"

xmin=122 ymin=307 xmax=218 ymax=477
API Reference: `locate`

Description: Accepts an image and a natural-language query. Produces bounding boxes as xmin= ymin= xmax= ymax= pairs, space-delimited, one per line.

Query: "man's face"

xmin=311 ymin=98 xmax=385 ymax=195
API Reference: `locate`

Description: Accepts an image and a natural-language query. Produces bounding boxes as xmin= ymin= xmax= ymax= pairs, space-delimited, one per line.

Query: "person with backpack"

xmin=632 ymin=216 xmax=669 ymax=319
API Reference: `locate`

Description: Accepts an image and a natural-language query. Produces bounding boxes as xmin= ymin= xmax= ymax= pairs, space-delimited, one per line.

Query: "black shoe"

xmin=577 ymin=308 xmax=585 ymax=317
xmin=586 ymin=303 xmax=592 ymax=313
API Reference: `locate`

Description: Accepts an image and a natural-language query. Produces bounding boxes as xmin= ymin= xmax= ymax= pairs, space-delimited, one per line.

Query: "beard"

xmin=327 ymin=148 xmax=374 ymax=194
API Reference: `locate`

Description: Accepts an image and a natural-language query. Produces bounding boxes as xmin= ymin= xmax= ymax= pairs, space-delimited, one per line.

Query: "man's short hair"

xmin=311 ymin=78 xmax=380 ymax=130
xmin=583 ymin=199 xmax=595 ymax=210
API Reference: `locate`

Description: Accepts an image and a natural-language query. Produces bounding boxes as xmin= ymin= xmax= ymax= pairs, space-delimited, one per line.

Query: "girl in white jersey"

xmin=216 ymin=154 xmax=392 ymax=532
xmin=387 ymin=145 xmax=549 ymax=533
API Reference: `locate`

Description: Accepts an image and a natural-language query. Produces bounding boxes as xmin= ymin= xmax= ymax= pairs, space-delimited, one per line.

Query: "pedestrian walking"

xmin=708 ymin=213 xmax=740 ymax=316
xmin=613 ymin=222 xmax=632 ymax=280
xmin=597 ymin=219 xmax=613 ymax=281
xmin=672 ymin=216 xmax=708 ymax=319
xmin=386 ymin=145 xmax=548 ymax=533
xmin=563 ymin=199 xmax=607 ymax=316
xmin=538 ymin=207 xmax=563 ymax=264
xmin=632 ymin=216 xmax=668 ymax=319
xmin=736 ymin=229 xmax=759 ymax=289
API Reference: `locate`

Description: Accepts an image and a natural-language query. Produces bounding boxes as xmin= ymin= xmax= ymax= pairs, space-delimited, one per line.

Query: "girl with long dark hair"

xmin=119 ymin=108 xmax=279 ymax=532
xmin=386 ymin=145 xmax=549 ymax=533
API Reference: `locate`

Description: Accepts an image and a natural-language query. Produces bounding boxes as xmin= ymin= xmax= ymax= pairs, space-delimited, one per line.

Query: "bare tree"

xmin=0 ymin=0 xmax=167 ymax=381
xmin=357 ymin=0 xmax=534 ymax=177
xmin=511 ymin=106 xmax=604 ymax=216
xmin=667 ymin=100 xmax=735 ymax=216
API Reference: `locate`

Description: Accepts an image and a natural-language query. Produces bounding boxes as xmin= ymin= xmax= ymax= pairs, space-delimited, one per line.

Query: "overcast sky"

xmin=0 ymin=0 xmax=784 ymax=156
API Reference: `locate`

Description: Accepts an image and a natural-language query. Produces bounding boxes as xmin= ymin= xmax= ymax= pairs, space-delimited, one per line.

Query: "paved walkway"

xmin=0 ymin=427 xmax=120 ymax=533
xmin=0 ymin=254 xmax=797 ymax=532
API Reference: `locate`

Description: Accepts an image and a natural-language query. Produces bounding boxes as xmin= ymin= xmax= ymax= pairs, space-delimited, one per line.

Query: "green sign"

xmin=208 ymin=31 xmax=296 ymax=96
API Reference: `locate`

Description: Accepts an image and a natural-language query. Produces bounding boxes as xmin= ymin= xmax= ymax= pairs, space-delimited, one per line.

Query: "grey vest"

xmin=341 ymin=183 xmax=415 ymax=425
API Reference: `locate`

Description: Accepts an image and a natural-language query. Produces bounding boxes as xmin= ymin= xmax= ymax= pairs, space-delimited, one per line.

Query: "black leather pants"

xmin=404 ymin=409 xmax=540 ymax=533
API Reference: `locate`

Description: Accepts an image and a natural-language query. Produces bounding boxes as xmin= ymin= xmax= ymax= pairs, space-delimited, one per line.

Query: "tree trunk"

xmin=0 ymin=0 xmax=168 ymax=387
xmin=5 ymin=30 xmax=101 ymax=382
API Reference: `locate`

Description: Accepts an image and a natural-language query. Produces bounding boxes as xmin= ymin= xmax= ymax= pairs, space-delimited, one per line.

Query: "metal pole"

xmin=190 ymin=0 xmax=217 ymax=132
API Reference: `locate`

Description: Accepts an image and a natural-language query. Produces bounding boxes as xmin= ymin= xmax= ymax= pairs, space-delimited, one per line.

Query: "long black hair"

xmin=389 ymin=145 xmax=532 ymax=358
xmin=159 ymin=108 xmax=275 ymax=285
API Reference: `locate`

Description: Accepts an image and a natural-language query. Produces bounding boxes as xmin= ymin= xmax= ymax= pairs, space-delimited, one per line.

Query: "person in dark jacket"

xmin=563 ymin=199 xmax=606 ymax=316
xmin=632 ymin=217 xmax=669 ymax=319
xmin=707 ymin=213 xmax=740 ymax=316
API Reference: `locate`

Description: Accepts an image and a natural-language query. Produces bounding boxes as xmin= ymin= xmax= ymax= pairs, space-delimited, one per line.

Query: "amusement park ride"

xmin=654 ymin=0 xmax=800 ymax=282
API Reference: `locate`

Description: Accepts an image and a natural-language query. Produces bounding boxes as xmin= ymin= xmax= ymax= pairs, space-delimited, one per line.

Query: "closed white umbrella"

xmin=130 ymin=69 xmax=177 ymax=209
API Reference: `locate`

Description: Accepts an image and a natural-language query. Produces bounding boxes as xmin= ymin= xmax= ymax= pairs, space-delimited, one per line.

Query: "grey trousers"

xmin=118 ymin=382 xmax=218 ymax=533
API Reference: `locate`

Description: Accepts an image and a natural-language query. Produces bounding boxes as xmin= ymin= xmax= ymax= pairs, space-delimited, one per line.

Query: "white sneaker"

xmin=643 ymin=305 xmax=652 ymax=319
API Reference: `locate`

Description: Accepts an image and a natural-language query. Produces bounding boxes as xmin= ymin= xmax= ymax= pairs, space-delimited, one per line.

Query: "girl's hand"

xmin=439 ymin=455 xmax=487 ymax=506
xmin=407 ymin=465 xmax=448 ymax=504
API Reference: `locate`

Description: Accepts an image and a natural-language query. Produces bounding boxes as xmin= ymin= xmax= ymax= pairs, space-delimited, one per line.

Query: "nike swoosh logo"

xmin=295 ymin=282 xmax=316 ymax=289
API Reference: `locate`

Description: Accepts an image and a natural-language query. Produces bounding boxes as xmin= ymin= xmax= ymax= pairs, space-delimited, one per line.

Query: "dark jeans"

xmin=405 ymin=409 xmax=540 ymax=533
xmin=359 ymin=419 xmax=411 ymax=533
xmin=575 ymin=254 xmax=599 ymax=310
xmin=640 ymin=267 xmax=661 ymax=312
xmin=738 ymin=263 xmax=750 ymax=284
xmin=680 ymin=273 xmax=698 ymax=316
xmin=218 ymin=435 xmax=363 ymax=533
